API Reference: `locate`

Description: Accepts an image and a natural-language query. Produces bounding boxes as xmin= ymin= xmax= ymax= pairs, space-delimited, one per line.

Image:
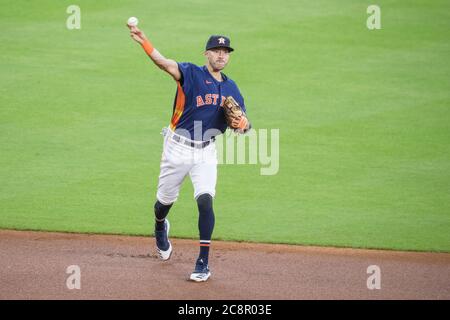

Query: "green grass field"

xmin=1 ymin=0 xmax=449 ymax=252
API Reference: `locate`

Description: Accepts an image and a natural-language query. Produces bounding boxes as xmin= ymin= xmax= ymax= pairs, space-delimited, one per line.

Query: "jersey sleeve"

xmin=177 ymin=62 xmax=195 ymax=91
xmin=239 ymin=95 xmax=246 ymax=113
xmin=232 ymin=83 xmax=247 ymax=113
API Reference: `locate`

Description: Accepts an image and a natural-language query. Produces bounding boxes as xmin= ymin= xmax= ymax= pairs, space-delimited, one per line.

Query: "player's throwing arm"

xmin=127 ymin=22 xmax=181 ymax=81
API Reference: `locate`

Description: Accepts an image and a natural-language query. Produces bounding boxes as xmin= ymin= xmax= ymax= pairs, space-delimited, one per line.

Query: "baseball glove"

xmin=223 ymin=96 xmax=250 ymax=133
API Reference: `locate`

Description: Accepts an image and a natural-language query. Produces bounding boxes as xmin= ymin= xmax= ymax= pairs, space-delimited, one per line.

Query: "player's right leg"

xmin=154 ymin=200 xmax=173 ymax=260
xmin=154 ymin=132 xmax=192 ymax=260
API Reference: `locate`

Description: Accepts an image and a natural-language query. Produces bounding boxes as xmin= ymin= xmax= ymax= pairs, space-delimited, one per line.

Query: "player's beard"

xmin=214 ymin=61 xmax=227 ymax=71
xmin=211 ymin=59 xmax=227 ymax=71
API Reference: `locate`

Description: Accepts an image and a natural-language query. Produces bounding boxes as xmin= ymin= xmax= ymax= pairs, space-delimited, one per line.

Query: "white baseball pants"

xmin=156 ymin=128 xmax=218 ymax=205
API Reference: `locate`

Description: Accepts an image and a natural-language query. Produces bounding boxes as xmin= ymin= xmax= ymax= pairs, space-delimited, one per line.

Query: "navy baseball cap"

xmin=205 ymin=35 xmax=234 ymax=52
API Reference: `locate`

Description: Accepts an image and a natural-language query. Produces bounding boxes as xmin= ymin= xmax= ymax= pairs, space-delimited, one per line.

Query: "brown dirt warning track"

xmin=0 ymin=229 xmax=449 ymax=300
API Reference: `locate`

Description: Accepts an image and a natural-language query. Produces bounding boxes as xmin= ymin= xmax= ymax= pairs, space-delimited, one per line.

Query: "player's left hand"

xmin=231 ymin=115 xmax=249 ymax=132
xmin=231 ymin=116 xmax=242 ymax=128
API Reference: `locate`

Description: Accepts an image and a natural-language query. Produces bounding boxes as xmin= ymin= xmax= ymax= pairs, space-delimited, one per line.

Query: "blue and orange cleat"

xmin=155 ymin=219 xmax=172 ymax=261
xmin=189 ymin=258 xmax=211 ymax=282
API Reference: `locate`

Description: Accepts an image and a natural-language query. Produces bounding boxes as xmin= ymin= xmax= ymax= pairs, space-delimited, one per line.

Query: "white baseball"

xmin=127 ymin=17 xmax=139 ymax=27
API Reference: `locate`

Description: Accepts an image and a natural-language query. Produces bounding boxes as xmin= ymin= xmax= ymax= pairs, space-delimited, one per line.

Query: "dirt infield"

xmin=0 ymin=229 xmax=449 ymax=300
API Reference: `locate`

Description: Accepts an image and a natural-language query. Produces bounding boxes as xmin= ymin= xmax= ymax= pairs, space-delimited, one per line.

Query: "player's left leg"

xmin=188 ymin=193 xmax=214 ymax=282
xmin=188 ymin=146 xmax=217 ymax=282
xmin=197 ymin=193 xmax=215 ymax=267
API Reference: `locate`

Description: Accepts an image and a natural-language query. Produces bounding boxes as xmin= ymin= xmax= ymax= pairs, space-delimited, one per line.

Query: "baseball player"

xmin=128 ymin=24 xmax=250 ymax=282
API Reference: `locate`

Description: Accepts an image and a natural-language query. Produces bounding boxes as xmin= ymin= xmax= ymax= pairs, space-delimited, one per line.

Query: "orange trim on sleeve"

xmin=169 ymin=82 xmax=186 ymax=130
xmin=141 ymin=39 xmax=154 ymax=56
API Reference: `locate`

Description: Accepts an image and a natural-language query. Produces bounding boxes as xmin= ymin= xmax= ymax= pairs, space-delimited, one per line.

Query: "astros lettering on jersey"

xmin=170 ymin=63 xmax=246 ymax=140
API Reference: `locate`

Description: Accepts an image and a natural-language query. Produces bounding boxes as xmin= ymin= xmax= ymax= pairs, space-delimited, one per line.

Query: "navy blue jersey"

xmin=169 ymin=63 xmax=246 ymax=141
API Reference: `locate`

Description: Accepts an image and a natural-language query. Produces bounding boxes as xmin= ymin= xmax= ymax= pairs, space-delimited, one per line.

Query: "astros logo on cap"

xmin=205 ymin=35 xmax=234 ymax=52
